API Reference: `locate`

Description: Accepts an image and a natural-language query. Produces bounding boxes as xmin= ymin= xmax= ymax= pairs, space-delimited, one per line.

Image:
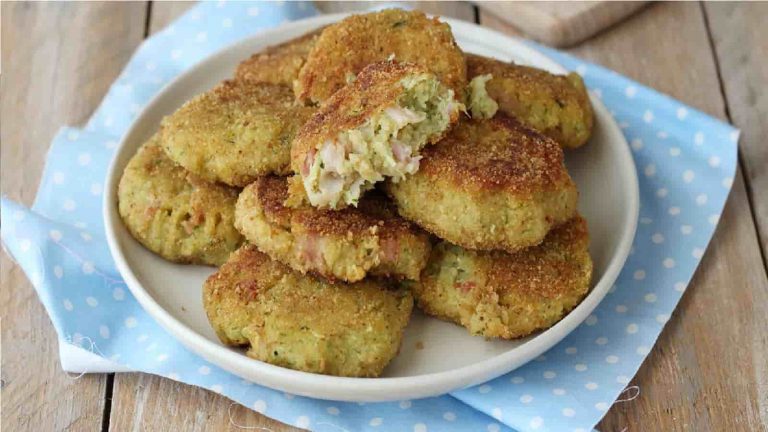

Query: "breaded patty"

xmin=117 ymin=136 xmax=243 ymax=266
xmin=203 ymin=245 xmax=413 ymax=377
xmin=295 ymin=9 xmax=466 ymax=104
xmin=235 ymin=176 xmax=431 ymax=282
xmin=410 ymin=216 xmax=592 ymax=339
xmin=291 ymin=61 xmax=462 ymax=209
xmin=466 ymin=54 xmax=594 ymax=149
xmin=234 ymin=30 xmax=321 ymax=86
xmin=387 ymin=116 xmax=578 ymax=252
xmin=160 ymin=80 xmax=315 ymax=186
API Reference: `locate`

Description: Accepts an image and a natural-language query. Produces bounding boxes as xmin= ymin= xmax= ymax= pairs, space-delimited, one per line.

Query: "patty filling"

xmin=302 ymin=74 xmax=462 ymax=208
xmin=467 ymin=74 xmax=499 ymax=119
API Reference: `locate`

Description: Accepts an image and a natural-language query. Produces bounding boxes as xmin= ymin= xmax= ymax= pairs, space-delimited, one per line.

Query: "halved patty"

xmin=386 ymin=116 xmax=578 ymax=252
xmin=160 ymin=80 xmax=315 ymax=187
xmin=236 ymin=176 xmax=431 ymax=282
xmin=291 ymin=61 xmax=462 ymax=209
xmin=234 ymin=29 xmax=322 ymax=87
xmin=295 ymin=9 xmax=467 ymax=104
xmin=410 ymin=216 xmax=592 ymax=339
xmin=203 ymin=244 xmax=413 ymax=377
xmin=466 ymin=54 xmax=594 ymax=149
xmin=117 ymin=136 xmax=243 ymax=266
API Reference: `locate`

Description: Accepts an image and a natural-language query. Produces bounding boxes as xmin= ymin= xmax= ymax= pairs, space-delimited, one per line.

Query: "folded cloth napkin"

xmin=1 ymin=2 xmax=738 ymax=431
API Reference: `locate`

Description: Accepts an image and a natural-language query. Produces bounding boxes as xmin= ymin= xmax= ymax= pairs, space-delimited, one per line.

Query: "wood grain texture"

xmin=475 ymin=1 xmax=648 ymax=47
xmin=0 ymin=2 xmax=148 ymax=431
xmin=705 ymin=2 xmax=768 ymax=269
xmin=108 ymin=373 xmax=299 ymax=432
xmin=483 ymin=2 xmax=768 ymax=430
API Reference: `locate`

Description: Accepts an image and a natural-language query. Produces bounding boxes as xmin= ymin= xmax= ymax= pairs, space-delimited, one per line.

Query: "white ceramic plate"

xmin=104 ymin=13 xmax=639 ymax=402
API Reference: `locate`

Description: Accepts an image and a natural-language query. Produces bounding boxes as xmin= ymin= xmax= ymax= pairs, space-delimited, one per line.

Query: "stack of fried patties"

xmin=117 ymin=9 xmax=595 ymax=378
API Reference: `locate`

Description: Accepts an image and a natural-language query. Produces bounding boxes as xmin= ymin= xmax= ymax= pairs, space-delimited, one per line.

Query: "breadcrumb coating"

xmin=118 ymin=136 xmax=243 ymax=266
xmin=410 ymin=216 xmax=592 ymax=339
xmin=203 ymin=244 xmax=413 ymax=377
xmin=296 ymin=9 xmax=466 ymax=104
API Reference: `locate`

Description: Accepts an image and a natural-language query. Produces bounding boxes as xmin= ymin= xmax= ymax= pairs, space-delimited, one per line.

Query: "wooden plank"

xmin=482 ymin=3 xmax=768 ymax=431
xmin=108 ymin=373 xmax=297 ymax=432
xmin=0 ymin=2 xmax=148 ymax=431
xmin=705 ymin=2 xmax=768 ymax=269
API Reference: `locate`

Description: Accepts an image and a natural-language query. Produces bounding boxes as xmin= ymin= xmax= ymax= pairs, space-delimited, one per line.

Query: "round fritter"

xmin=203 ymin=244 xmax=414 ymax=377
xmin=234 ymin=29 xmax=322 ymax=86
xmin=295 ymin=9 xmax=467 ymax=104
xmin=410 ymin=216 xmax=592 ymax=339
xmin=235 ymin=176 xmax=431 ymax=282
xmin=466 ymin=54 xmax=594 ymax=149
xmin=160 ymin=80 xmax=315 ymax=187
xmin=386 ymin=116 xmax=578 ymax=252
xmin=291 ymin=61 xmax=462 ymax=209
xmin=117 ymin=136 xmax=243 ymax=266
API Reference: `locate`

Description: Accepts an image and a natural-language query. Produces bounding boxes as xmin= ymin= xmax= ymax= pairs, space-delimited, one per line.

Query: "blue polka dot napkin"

xmin=1 ymin=2 xmax=738 ymax=431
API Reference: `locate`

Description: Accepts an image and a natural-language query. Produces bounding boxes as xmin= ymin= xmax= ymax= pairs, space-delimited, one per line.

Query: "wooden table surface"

xmin=2 ymin=2 xmax=766 ymax=431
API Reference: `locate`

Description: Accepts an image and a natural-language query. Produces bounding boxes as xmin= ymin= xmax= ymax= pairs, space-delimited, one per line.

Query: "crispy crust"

xmin=203 ymin=244 xmax=414 ymax=377
xmin=235 ymin=176 xmax=431 ymax=281
xmin=290 ymin=61 xmax=434 ymax=174
xmin=295 ymin=9 xmax=466 ymax=104
xmin=257 ymin=176 xmax=421 ymax=238
xmin=386 ymin=116 xmax=578 ymax=252
xmin=466 ymin=54 xmax=594 ymax=149
xmin=418 ymin=115 xmax=571 ymax=193
xmin=160 ymin=80 xmax=315 ymax=186
xmin=412 ymin=216 xmax=592 ymax=339
xmin=117 ymin=136 xmax=243 ymax=266
xmin=234 ymin=29 xmax=322 ymax=86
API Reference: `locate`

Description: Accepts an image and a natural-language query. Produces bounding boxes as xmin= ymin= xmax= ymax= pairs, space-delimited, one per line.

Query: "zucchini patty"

xmin=295 ymin=9 xmax=466 ymax=104
xmin=203 ymin=245 xmax=413 ymax=377
xmin=235 ymin=176 xmax=431 ymax=282
xmin=291 ymin=61 xmax=462 ymax=209
xmin=387 ymin=116 xmax=578 ymax=252
xmin=410 ymin=216 xmax=592 ymax=339
xmin=160 ymin=80 xmax=315 ymax=187
xmin=466 ymin=54 xmax=594 ymax=149
xmin=117 ymin=135 xmax=243 ymax=266
xmin=234 ymin=29 xmax=322 ymax=87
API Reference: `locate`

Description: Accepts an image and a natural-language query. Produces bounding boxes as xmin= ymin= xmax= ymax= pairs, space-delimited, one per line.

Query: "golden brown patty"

xmin=387 ymin=116 xmax=578 ymax=252
xmin=235 ymin=176 xmax=431 ymax=282
xmin=295 ymin=9 xmax=466 ymax=104
xmin=411 ymin=216 xmax=592 ymax=339
xmin=466 ymin=54 xmax=594 ymax=149
xmin=117 ymin=136 xmax=243 ymax=266
xmin=203 ymin=244 xmax=414 ymax=377
xmin=160 ymin=80 xmax=315 ymax=186
xmin=234 ymin=29 xmax=322 ymax=86
xmin=291 ymin=61 xmax=461 ymax=209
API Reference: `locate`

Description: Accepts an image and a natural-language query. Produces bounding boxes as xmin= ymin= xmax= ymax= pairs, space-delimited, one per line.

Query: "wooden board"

xmin=0 ymin=2 xmax=148 ymax=431
xmin=476 ymin=1 xmax=648 ymax=47
xmin=482 ymin=2 xmax=768 ymax=430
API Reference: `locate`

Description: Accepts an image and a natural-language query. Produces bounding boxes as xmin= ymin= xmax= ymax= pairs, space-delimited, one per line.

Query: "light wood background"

xmin=2 ymin=2 xmax=766 ymax=431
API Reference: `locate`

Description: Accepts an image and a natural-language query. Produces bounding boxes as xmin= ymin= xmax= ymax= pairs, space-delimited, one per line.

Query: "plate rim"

xmin=103 ymin=12 xmax=640 ymax=402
